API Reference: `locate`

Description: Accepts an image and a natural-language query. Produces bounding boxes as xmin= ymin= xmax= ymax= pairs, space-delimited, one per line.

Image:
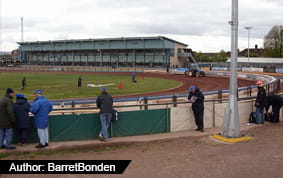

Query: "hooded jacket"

xmin=188 ymin=88 xmax=204 ymax=112
xmin=255 ymin=86 xmax=266 ymax=108
xmin=0 ymin=94 xmax=16 ymax=128
xmin=14 ymin=97 xmax=31 ymax=128
xmin=30 ymin=96 xmax=53 ymax=129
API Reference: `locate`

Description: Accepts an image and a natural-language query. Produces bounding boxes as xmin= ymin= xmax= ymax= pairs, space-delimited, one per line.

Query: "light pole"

xmin=280 ymin=27 xmax=283 ymax=58
xmin=244 ymin=27 xmax=252 ymax=65
xmin=222 ymin=0 xmax=240 ymax=138
xmin=21 ymin=17 xmax=24 ymax=42
xmin=0 ymin=0 xmax=2 ymax=57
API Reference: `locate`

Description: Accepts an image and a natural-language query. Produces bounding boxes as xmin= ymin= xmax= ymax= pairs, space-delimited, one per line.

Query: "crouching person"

xmin=14 ymin=94 xmax=31 ymax=146
xmin=96 ymin=87 xmax=113 ymax=142
xmin=266 ymin=95 xmax=283 ymax=123
xmin=30 ymin=90 xmax=53 ymax=148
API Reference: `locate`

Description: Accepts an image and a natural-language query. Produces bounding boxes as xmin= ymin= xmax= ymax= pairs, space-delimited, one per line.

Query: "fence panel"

xmin=111 ymin=109 xmax=169 ymax=137
xmin=49 ymin=114 xmax=101 ymax=142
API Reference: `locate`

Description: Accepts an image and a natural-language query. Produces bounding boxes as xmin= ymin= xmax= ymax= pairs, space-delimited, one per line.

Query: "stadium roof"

xmin=17 ymin=36 xmax=188 ymax=47
xmin=227 ymin=57 xmax=283 ymax=64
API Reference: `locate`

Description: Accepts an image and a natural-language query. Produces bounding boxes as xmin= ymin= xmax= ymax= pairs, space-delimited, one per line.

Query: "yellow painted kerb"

xmin=211 ymin=135 xmax=252 ymax=143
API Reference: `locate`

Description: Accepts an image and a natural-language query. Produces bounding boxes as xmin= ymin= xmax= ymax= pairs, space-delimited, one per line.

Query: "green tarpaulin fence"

xmin=13 ymin=108 xmax=170 ymax=143
xmin=111 ymin=109 xmax=169 ymax=137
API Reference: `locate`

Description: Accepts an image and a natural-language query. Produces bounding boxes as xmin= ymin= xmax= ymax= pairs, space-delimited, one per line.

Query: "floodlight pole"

xmin=222 ymin=0 xmax=240 ymax=138
xmin=21 ymin=17 xmax=24 ymax=42
xmin=244 ymin=27 xmax=252 ymax=65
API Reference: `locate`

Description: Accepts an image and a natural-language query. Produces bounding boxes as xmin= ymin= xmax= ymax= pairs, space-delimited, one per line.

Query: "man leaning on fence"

xmin=30 ymin=89 xmax=53 ymax=148
xmin=96 ymin=87 xmax=113 ymax=142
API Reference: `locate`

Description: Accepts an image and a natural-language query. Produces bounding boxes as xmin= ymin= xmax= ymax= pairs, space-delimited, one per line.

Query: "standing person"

xmin=30 ymin=90 xmax=53 ymax=148
xmin=166 ymin=64 xmax=170 ymax=74
xmin=96 ymin=87 xmax=113 ymax=142
xmin=14 ymin=94 xmax=31 ymax=146
xmin=131 ymin=72 xmax=137 ymax=82
xmin=78 ymin=76 xmax=82 ymax=88
xmin=255 ymin=81 xmax=266 ymax=124
xmin=22 ymin=77 xmax=26 ymax=90
xmin=188 ymin=86 xmax=205 ymax=132
xmin=266 ymin=95 xmax=283 ymax=123
xmin=0 ymin=88 xmax=16 ymax=149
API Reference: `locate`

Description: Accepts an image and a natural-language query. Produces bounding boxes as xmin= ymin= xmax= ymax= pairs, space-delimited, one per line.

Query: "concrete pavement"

xmin=0 ymin=123 xmax=260 ymax=154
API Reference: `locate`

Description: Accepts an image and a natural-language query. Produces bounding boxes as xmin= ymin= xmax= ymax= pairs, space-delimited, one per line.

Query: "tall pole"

xmin=0 ymin=0 xmax=2 ymax=57
xmin=280 ymin=26 xmax=283 ymax=58
xmin=222 ymin=0 xmax=240 ymax=138
xmin=244 ymin=27 xmax=252 ymax=65
xmin=21 ymin=17 xmax=23 ymax=42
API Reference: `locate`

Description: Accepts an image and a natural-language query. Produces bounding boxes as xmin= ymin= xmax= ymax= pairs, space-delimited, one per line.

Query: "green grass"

xmin=0 ymin=72 xmax=180 ymax=100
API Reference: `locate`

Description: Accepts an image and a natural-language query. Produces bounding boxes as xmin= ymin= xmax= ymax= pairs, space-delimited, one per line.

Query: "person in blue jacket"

xmin=188 ymin=86 xmax=205 ymax=132
xmin=30 ymin=90 xmax=53 ymax=148
xmin=14 ymin=94 xmax=31 ymax=146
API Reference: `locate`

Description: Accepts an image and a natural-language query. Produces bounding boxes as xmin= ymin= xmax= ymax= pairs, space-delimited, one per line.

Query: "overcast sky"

xmin=0 ymin=0 xmax=282 ymax=52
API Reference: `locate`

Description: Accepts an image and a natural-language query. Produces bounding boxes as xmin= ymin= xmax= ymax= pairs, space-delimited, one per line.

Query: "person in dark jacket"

xmin=265 ymin=95 xmax=283 ymax=123
xmin=131 ymin=72 xmax=137 ymax=82
xmin=78 ymin=76 xmax=82 ymax=88
xmin=30 ymin=90 xmax=53 ymax=148
xmin=255 ymin=81 xmax=266 ymax=124
xmin=166 ymin=64 xmax=170 ymax=74
xmin=96 ymin=87 xmax=113 ymax=142
xmin=14 ymin=94 xmax=31 ymax=146
xmin=22 ymin=77 xmax=26 ymax=90
xmin=188 ymin=86 xmax=205 ymax=132
xmin=0 ymin=88 xmax=16 ymax=149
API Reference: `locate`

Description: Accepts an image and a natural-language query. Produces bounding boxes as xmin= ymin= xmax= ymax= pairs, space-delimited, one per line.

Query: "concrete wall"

xmin=170 ymin=100 xmax=277 ymax=132
xmin=170 ymin=43 xmax=187 ymax=67
xmin=170 ymin=103 xmax=214 ymax=132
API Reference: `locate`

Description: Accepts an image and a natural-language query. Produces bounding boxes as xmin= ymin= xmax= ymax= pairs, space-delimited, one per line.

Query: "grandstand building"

xmin=17 ymin=36 xmax=193 ymax=67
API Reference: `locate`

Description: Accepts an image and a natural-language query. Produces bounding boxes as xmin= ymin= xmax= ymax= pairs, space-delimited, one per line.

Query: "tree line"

xmin=194 ymin=25 xmax=283 ymax=62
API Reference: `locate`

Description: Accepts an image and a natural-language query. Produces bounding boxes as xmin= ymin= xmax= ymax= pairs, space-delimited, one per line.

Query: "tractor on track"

xmin=173 ymin=49 xmax=205 ymax=77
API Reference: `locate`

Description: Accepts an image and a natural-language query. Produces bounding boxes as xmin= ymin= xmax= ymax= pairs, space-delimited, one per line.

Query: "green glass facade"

xmin=18 ymin=36 xmax=187 ymax=67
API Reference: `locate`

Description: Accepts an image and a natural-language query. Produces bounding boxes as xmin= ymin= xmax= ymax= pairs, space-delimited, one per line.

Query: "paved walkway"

xmin=0 ymin=123 xmax=259 ymax=153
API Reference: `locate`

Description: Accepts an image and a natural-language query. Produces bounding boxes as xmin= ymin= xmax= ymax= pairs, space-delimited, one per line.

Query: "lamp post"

xmin=21 ymin=17 xmax=24 ymax=42
xmin=222 ymin=0 xmax=240 ymax=138
xmin=0 ymin=0 xmax=2 ymax=57
xmin=244 ymin=27 xmax=252 ymax=65
xmin=280 ymin=28 xmax=283 ymax=58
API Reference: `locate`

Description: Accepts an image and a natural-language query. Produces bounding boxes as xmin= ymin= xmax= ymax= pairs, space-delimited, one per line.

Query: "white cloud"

xmin=0 ymin=0 xmax=282 ymax=52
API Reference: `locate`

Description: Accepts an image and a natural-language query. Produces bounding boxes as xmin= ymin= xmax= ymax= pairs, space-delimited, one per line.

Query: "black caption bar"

xmin=0 ymin=160 xmax=131 ymax=174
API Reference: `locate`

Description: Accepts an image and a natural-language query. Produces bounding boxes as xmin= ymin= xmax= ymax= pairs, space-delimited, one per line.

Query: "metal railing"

xmin=52 ymin=93 xmax=283 ymax=131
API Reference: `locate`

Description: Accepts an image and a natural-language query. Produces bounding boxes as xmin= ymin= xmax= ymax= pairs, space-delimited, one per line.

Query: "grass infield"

xmin=0 ymin=72 xmax=180 ymax=100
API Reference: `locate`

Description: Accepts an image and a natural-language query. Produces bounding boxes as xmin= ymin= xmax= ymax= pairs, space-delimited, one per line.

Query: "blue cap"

xmin=16 ymin=94 xmax=25 ymax=98
xmin=33 ymin=89 xmax=43 ymax=95
xmin=189 ymin=86 xmax=196 ymax=92
xmin=101 ymin=87 xmax=107 ymax=91
xmin=6 ymin=88 xmax=14 ymax=94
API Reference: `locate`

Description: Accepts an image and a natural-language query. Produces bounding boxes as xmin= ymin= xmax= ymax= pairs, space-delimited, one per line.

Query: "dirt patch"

xmin=1 ymin=122 xmax=283 ymax=178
